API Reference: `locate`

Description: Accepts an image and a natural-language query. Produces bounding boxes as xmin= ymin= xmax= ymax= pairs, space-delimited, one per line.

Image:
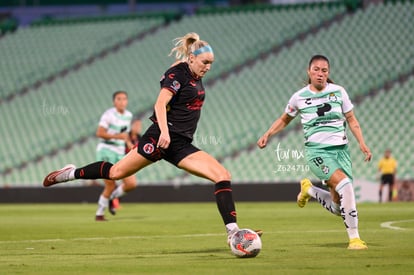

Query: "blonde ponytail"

xmin=169 ymin=32 xmax=211 ymax=61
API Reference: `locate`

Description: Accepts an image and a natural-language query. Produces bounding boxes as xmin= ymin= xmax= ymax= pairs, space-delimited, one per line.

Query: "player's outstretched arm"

xmin=96 ymin=126 xmax=128 ymax=141
xmin=257 ymin=113 xmax=294 ymax=149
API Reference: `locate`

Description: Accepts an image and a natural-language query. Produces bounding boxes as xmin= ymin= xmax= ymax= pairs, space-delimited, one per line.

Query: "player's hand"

xmin=157 ymin=131 xmax=170 ymax=149
xmin=257 ymin=134 xmax=268 ymax=149
xmin=115 ymin=132 xmax=129 ymax=141
xmin=360 ymin=143 xmax=372 ymax=162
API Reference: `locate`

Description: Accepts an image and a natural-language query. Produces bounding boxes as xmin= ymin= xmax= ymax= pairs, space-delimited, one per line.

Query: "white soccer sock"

xmin=96 ymin=195 xmax=108 ymax=216
xmin=335 ymin=178 xmax=360 ymax=240
xmin=308 ymin=186 xmax=341 ymax=216
xmin=226 ymin=222 xmax=239 ymax=235
xmin=110 ymin=184 xmax=126 ymax=200
xmin=68 ymin=169 xmax=75 ymax=180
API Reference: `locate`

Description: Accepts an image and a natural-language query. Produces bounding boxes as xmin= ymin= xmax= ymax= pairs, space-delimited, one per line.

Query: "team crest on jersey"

xmin=143 ymin=143 xmax=155 ymax=154
xmin=171 ymin=80 xmax=181 ymax=92
xmin=321 ymin=165 xmax=330 ymax=175
xmin=328 ymin=93 xmax=338 ymax=102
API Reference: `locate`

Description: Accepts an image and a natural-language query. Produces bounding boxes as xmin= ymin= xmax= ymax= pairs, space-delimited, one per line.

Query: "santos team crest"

xmin=328 ymin=93 xmax=338 ymax=102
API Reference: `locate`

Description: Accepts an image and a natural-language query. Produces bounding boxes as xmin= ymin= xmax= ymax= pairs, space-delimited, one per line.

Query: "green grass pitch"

xmin=1 ymin=202 xmax=413 ymax=274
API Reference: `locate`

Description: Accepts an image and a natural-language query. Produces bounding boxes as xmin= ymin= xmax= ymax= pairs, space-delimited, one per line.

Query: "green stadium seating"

xmin=2 ymin=2 xmax=414 ymax=186
xmin=0 ymin=17 xmax=164 ymax=99
xmin=0 ymin=2 xmax=347 ymax=185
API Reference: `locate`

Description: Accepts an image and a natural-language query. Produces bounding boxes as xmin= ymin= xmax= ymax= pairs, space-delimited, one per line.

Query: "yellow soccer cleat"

xmin=347 ymin=238 xmax=368 ymax=250
xmin=297 ymin=178 xmax=313 ymax=208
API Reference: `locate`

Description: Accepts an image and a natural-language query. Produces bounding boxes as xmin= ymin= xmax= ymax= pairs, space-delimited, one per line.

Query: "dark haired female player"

xmin=258 ymin=55 xmax=371 ymax=250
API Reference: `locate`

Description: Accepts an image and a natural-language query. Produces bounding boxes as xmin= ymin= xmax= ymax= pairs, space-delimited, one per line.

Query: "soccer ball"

xmin=229 ymin=229 xmax=262 ymax=258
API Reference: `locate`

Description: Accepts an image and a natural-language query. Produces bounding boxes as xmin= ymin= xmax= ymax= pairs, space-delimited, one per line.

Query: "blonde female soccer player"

xmin=43 ymin=32 xmax=258 ymax=244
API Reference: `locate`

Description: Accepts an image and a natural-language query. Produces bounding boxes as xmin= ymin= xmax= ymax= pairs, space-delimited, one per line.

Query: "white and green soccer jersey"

xmin=285 ymin=83 xmax=353 ymax=149
xmin=96 ymin=107 xmax=133 ymax=155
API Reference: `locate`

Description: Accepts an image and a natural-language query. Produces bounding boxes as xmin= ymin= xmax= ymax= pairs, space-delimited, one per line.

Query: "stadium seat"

xmin=0 ymin=17 xmax=164 ymax=100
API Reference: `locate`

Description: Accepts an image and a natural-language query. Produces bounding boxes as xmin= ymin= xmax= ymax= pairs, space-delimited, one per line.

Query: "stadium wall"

xmin=0 ymin=183 xmax=298 ymax=203
xmin=2 ymin=180 xmax=413 ymax=203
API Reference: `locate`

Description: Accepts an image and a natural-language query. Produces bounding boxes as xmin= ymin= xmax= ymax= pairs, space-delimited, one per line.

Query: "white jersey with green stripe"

xmin=285 ymin=83 xmax=354 ymax=149
xmin=96 ymin=107 xmax=132 ymax=155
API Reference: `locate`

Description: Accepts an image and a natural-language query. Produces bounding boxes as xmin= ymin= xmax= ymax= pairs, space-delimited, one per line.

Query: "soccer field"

xmin=1 ymin=202 xmax=413 ymax=274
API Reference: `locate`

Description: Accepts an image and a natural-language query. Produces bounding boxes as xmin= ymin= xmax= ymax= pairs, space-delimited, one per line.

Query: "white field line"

xmin=0 ymin=230 xmax=344 ymax=245
xmin=380 ymin=219 xmax=414 ymax=231
xmin=4 ymin=221 xmax=413 ymax=245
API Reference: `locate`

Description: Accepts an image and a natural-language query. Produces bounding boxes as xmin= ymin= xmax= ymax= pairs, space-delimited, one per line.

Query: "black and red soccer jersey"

xmin=150 ymin=62 xmax=205 ymax=140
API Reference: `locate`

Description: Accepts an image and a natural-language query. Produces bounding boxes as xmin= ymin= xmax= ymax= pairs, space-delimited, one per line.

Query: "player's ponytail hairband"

xmin=192 ymin=45 xmax=214 ymax=56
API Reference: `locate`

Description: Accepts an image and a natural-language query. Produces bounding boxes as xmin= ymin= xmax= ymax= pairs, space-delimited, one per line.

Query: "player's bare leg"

xmin=108 ymin=174 xmax=137 ymax=215
xmin=178 ymin=151 xmax=263 ymax=243
xmin=95 ymin=179 xmax=117 ymax=221
xmin=178 ymin=151 xmax=243 ymax=245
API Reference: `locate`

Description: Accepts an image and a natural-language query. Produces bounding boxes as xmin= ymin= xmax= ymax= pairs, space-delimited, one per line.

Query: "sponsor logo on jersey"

xmin=186 ymin=98 xmax=204 ymax=110
xmin=171 ymin=80 xmax=181 ymax=92
xmin=287 ymin=104 xmax=296 ymax=113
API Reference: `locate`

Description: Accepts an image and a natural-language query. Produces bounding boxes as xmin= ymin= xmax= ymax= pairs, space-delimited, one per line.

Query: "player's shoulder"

xmin=101 ymin=107 xmax=116 ymax=116
xmin=162 ymin=62 xmax=190 ymax=83
xmin=124 ymin=109 xmax=133 ymax=118
xmin=291 ymin=85 xmax=312 ymax=99
xmin=99 ymin=107 xmax=116 ymax=125
xmin=166 ymin=62 xmax=188 ymax=74
xmin=327 ymin=83 xmax=344 ymax=90
xmin=326 ymin=83 xmax=347 ymax=94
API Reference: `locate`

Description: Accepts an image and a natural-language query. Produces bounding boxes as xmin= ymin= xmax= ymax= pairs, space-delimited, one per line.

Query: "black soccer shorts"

xmin=137 ymin=123 xmax=200 ymax=166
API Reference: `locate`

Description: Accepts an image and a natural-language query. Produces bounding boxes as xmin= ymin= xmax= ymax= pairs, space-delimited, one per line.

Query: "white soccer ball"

xmin=230 ymin=228 xmax=262 ymax=258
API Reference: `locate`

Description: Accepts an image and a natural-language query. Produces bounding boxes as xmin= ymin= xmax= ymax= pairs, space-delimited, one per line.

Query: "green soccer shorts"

xmin=305 ymin=144 xmax=353 ymax=181
xmin=96 ymin=147 xmax=124 ymax=164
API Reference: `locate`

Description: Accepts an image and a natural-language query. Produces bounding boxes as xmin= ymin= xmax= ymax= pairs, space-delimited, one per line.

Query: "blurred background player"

xmin=95 ymin=91 xmax=137 ymax=221
xmin=257 ymin=55 xmax=371 ymax=250
xmin=378 ymin=149 xmax=397 ymax=203
xmin=108 ymin=117 xmax=143 ymax=212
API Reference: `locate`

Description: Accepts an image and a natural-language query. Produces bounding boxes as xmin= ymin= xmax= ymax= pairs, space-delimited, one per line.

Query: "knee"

xmin=214 ymin=169 xmax=231 ymax=183
xmin=327 ymin=169 xmax=348 ymax=189
xmin=123 ymin=177 xmax=137 ymax=190
xmin=109 ymin=166 xmax=123 ymax=180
